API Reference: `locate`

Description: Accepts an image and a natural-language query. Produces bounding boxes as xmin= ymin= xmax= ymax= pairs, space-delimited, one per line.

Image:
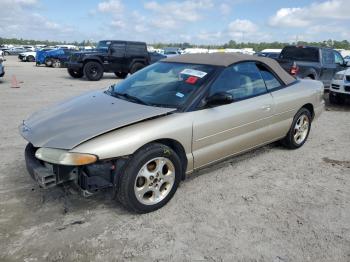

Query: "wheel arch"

xmin=303 ymin=68 xmax=318 ymax=80
xmin=129 ymin=59 xmax=147 ymax=69
xmin=137 ymin=138 xmax=188 ymax=180
xmin=301 ymin=103 xmax=314 ymax=120
xmin=83 ymin=58 xmax=103 ymax=66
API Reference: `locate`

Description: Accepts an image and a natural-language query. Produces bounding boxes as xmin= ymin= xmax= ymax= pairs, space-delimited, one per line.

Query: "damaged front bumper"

xmin=25 ymin=143 xmax=79 ymax=189
xmin=24 ymin=144 xmax=125 ymax=195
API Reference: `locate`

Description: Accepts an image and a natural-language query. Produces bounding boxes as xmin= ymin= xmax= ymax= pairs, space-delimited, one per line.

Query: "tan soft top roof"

xmin=163 ymin=53 xmax=296 ymax=85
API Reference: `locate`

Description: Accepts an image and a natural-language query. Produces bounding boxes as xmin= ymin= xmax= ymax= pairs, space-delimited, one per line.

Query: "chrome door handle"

xmin=261 ymin=105 xmax=271 ymax=111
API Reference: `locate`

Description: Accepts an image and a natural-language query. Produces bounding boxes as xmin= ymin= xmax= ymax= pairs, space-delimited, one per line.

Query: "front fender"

xmin=71 ymin=113 xmax=194 ymax=172
xmin=82 ymin=56 xmax=104 ymax=64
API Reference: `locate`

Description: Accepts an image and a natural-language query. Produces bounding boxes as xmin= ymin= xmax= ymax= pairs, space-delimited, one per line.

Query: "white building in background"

xmin=208 ymin=49 xmax=221 ymax=53
xmin=54 ymin=44 xmax=77 ymax=50
xmin=182 ymin=48 xmax=255 ymax=55
xmin=183 ymin=48 xmax=209 ymax=54
xmin=224 ymin=48 xmax=255 ymax=55
xmin=261 ymin=49 xmax=282 ymax=53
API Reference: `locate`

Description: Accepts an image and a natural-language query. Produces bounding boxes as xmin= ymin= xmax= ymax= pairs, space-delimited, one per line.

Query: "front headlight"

xmin=35 ymin=148 xmax=97 ymax=166
xmin=333 ymin=73 xmax=345 ymax=81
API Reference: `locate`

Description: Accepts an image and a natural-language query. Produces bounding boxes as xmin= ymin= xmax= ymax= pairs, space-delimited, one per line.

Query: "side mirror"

xmin=206 ymin=92 xmax=234 ymax=106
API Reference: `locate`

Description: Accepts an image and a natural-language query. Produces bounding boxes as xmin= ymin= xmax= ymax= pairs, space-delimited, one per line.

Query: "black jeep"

xmin=67 ymin=40 xmax=150 ymax=81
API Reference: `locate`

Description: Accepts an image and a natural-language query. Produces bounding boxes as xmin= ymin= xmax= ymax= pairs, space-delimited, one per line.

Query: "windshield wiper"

xmin=112 ymin=91 xmax=150 ymax=106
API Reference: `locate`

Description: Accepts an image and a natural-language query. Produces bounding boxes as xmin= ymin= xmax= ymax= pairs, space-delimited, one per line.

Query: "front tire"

xmin=67 ymin=68 xmax=84 ymax=78
xmin=117 ymin=143 xmax=182 ymax=213
xmin=52 ymin=59 xmax=61 ymax=68
xmin=84 ymin=61 xmax=103 ymax=81
xmin=281 ymin=108 xmax=312 ymax=149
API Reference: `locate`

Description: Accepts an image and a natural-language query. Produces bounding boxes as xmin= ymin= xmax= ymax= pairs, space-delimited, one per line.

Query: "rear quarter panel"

xmin=270 ymin=79 xmax=324 ymax=138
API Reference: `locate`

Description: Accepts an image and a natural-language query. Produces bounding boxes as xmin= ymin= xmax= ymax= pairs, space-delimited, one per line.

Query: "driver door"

xmin=192 ymin=62 xmax=275 ymax=169
xmin=108 ymin=42 xmax=126 ymax=72
xmin=334 ymin=50 xmax=346 ymax=74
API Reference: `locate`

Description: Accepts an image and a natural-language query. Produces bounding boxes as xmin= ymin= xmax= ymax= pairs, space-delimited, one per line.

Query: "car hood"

xmin=343 ymin=68 xmax=350 ymax=75
xmin=20 ymin=90 xmax=176 ymax=150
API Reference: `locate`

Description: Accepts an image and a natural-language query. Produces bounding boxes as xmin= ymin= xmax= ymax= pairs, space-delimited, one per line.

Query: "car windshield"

xmin=109 ymin=62 xmax=216 ymax=108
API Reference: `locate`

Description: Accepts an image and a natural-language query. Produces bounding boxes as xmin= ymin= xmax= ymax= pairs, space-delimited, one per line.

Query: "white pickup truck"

xmin=330 ymin=69 xmax=350 ymax=104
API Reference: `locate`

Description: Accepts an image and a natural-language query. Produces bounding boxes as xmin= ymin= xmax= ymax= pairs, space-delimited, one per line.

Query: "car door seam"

xmin=195 ymin=107 xmax=296 ymax=142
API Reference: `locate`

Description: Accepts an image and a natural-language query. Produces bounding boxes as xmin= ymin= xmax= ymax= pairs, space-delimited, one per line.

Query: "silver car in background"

xmin=20 ymin=53 xmax=325 ymax=213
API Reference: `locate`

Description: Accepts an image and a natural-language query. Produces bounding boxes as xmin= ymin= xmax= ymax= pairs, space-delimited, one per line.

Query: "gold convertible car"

xmin=20 ymin=53 xmax=325 ymax=213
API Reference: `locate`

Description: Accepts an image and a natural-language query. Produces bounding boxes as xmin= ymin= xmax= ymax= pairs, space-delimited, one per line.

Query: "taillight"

xmin=290 ymin=61 xmax=299 ymax=76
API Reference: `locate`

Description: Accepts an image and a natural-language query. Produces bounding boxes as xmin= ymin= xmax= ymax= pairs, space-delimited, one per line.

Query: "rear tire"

xmin=114 ymin=72 xmax=128 ymax=79
xmin=26 ymin=55 xmax=35 ymax=62
xmin=52 ymin=59 xmax=61 ymax=68
xmin=84 ymin=61 xmax=103 ymax=81
xmin=281 ymin=108 xmax=312 ymax=149
xmin=130 ymin=63 xmax=145 ymax=74
xmin=4 ymin=51 xmax=9 ymax=56
xmin=67 ymin=68 xmax=84 ymax=78
xmin=329 ymin=91 xmax=344 ymax=105
xmin=117 ymin=143 xmax=182 ymax=213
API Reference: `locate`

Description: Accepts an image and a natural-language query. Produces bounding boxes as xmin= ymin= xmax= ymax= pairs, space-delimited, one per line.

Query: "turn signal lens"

xmin=60 ymin=152 xmax=97 ymax=166
xmin=35 ymin=148 xmax=97 ymax=166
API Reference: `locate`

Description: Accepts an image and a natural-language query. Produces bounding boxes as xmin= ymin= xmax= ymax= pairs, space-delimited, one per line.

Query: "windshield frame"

xmin=96 ymin=40 xmax=111 ymax=50
xmin=108 ymin=61 xmax=220 ymax=111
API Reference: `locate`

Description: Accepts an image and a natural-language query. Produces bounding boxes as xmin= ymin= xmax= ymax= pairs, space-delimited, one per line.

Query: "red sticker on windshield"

xmin=186 ymin=76 xmax=199 ymax=84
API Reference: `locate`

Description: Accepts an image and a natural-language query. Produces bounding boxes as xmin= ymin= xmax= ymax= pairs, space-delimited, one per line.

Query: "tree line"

xmin=152 ymin=40 xmax=350 ymax=51
xmin=0 ymin=38 xmax=95 ymax=47
xmin=1 ymin=37 xmax=350 ymax=51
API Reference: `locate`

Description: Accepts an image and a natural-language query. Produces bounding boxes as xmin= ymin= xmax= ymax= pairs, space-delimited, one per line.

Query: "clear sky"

xmin=1 ymin=0 xmax=349 ymax=44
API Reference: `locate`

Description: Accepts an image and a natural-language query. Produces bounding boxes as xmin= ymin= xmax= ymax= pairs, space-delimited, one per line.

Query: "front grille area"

xmin=345 ymin=86 xmax=350 ymax=92
xmin=331 ymin=84 xmax=340 ymax=89
xmin=346 ymin=75 xmax=350 ymax=82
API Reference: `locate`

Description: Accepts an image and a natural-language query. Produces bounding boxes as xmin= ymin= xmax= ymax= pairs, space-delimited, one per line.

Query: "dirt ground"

xmin=0 ymin=56 xmax=350 ymax=262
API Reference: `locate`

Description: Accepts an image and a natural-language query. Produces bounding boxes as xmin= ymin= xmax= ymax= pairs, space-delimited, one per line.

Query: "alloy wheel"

xmin=134 ymin=157 xmax=175 ymax=205
xmin=293 ymin=114 xmax=310 ymax=145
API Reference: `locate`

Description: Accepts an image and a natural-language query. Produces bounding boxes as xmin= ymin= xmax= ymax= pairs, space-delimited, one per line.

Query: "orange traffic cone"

xmin=11 ymin=75 xmax=20 ymax=88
